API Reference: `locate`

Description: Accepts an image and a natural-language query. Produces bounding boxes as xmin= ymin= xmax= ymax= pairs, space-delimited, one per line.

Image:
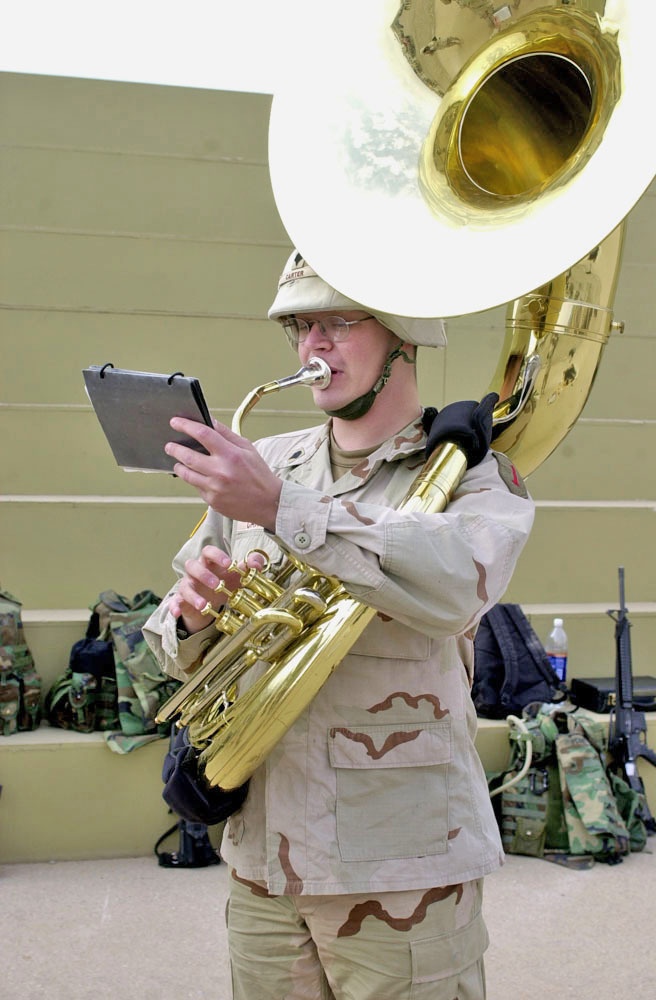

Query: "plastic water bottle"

xmin=546 ymin=618 xmax=568 ymax=683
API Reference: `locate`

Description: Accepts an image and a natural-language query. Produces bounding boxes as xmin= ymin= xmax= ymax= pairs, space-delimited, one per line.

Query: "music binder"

xmin=83 ymin=363 xmax=214 ymax=473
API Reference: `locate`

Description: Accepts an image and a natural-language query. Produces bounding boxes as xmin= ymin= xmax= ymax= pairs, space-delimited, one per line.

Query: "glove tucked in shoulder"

xmin=423 ymin=392 xmax=498 ymax=469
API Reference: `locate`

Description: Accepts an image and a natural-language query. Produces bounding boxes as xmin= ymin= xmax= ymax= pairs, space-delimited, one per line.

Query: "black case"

xmin=569 ymin=675 xmax=656 ymax=713
xmin=83 ymin=365 xmax=213 ymax=473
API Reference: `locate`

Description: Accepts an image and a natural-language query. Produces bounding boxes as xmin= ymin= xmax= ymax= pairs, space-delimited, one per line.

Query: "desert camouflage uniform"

xmin=144 ymin=413 xmax=534 ymax=997
xmin=228 ymin=871 xmax=487 ymax=999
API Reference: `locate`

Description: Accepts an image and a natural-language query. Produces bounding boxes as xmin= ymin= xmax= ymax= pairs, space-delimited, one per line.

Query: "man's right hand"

xmin=168 ymin=545 xmax=266 ymax=635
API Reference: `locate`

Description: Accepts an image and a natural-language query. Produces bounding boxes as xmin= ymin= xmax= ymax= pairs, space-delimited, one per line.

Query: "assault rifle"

xmin=607 ymin=567 xmax=656 ymax=833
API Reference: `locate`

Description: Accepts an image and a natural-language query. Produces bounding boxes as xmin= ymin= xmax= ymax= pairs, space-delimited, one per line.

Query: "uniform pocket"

xmin=349 ymin=615 xmax=431 ymax=661
xmin=410 ymin=909 xmax=488 ymax=998
xmin=328 ymin=721 xmax=452 ymax=861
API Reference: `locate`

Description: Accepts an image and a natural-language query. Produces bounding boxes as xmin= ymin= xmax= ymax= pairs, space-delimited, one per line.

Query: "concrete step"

xmin=22 ymin=605 xmax=656 ymax=695
xmin=4 ymin=609 xmax=653 ymax=864
xmin=6 ymin=411 xmax=656 ymax=502
xmin=521 ymin=605 xmax=656 ymax=686
xmin=22 ymin=609 xmax=91 ymax=691
xmin=2 ymin=713 xmax=655 ymax=865
xmin=3 ymin=499 xmax=202 ymax=608
xmin=0 ymin=725 xmax=173 ymax=863
xmin=5 ymin=495 xmax=656 ymax=608
xmin=503 ymin=503 xmax=656 ymax=606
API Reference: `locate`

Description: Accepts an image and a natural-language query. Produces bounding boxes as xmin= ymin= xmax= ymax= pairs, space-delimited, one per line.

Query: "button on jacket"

xmin=144 ymin=413 xmax=535 ymax=895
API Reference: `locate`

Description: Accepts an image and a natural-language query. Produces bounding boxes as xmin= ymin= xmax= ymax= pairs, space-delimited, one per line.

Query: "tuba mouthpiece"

xmin=306 ymin=356 xmax=332 ymax=388
xmin=231 ymin=356 xmax=332 ymax=435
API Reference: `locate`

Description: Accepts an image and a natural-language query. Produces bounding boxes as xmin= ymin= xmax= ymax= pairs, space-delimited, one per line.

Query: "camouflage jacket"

xmin=143 ymin=413 xmax=535 ymax=894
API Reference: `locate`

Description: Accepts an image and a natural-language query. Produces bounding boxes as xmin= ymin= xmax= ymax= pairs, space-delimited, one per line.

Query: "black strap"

xmin=484 ymin=605 xmax=520 ymax=706
xmin=503 ymin=604 xmax=557 ymax=682
xmin=484 ymin=604 xmax=561 ymax=713
xmin=506 ymin=604 xmax=560 ymax=688
xmin=153 ymin=820 xmax=179 ymax=859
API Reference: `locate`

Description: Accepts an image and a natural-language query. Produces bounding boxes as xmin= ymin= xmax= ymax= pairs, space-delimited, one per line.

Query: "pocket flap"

xmin=412 ymin=909 xmax=488 ymax=983
xmin=328 ymin=721 xmax=451 ymax=769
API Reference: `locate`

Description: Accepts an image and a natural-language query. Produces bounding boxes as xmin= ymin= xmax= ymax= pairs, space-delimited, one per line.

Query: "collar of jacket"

xmin=274 ymin=413 xmax=428 ymax=491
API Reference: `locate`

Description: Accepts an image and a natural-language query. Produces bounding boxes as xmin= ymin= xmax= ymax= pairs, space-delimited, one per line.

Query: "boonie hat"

xmin=268 ymin=251 xmax=447 ymax=348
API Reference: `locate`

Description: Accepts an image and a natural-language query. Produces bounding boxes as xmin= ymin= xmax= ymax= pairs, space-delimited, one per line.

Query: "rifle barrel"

xmin=607 ymin=566 xmax=656 ymax=833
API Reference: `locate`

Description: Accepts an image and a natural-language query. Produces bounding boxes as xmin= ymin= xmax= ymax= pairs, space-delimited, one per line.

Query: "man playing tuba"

xmin=144 ymin=250 xmax=535 ymax=999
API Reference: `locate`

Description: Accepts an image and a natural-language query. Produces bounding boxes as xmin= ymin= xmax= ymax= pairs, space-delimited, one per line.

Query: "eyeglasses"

xmin=281 ymin=314 xmax=375 ymax=348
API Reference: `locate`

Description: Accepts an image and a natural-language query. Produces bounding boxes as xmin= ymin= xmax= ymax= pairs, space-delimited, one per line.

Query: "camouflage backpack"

xmin=45 ymin=590 xmax=179 ymax=745
xmin=107 ymin=590 xmax=180 ymax=744
xmin=0 ymin=588 xmax=42 ymax=735
xmin=489 ymin=702 xmax=648 ymax=867
xmin=45 ymin=593 xmax=121 ymax=733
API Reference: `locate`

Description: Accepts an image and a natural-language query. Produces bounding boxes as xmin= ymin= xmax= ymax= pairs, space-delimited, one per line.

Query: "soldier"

xmin=143 ymin=251 xmax=535 ymax=999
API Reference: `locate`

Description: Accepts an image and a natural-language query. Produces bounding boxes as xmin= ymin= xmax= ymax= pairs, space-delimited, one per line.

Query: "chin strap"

xmin=325 ymin=347 xmax=414 ymax=421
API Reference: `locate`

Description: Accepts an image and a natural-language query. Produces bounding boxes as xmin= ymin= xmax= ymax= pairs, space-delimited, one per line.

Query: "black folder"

xmin=83 ymin=364 xmax=213 ymax=473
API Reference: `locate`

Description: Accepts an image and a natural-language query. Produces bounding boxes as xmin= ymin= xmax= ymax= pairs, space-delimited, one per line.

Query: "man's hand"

xmin=168 ymin=545 xmax=267 ymax=635
xmin=165 ymin=417 xmax=283 ymax=531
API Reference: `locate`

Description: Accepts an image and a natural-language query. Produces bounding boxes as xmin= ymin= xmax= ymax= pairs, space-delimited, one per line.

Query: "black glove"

xmin=424 ymin=392 xmax=498 ymax=469
xmin=161 ymin=724 xmax=249 ymax=825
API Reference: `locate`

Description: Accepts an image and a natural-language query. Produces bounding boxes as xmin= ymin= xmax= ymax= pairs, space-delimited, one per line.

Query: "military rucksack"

xmin=45 ymin=590 xmax=180 ymax=746
xmin=473 ymin=603 xmax=565 ymax=718
xmin=0 ymin=588 xmax=42 ymax=735
xmin=44 ymin=594 xmax=120 ymax=733
xmin=489 ymin=702 xmax=648 ymax=867
xmin=108 ymin=590 xmax=181 ymax=748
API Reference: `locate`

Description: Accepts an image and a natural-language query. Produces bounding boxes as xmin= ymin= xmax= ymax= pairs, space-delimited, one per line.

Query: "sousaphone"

xmin=269 ymin=0 xmax=653 ymax=318
xmin=157 ymin=0 xmax=655 ymax=789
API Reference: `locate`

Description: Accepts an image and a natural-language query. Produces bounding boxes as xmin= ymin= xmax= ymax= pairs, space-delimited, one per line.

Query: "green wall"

xmin=2 ymin=70 xmax=655 ymax=619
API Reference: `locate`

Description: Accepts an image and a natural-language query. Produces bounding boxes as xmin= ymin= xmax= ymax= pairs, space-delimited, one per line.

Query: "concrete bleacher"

xmin=1 ymin=604 xmax=654 ymax=864
xmin=1 ymin=72 xmax=655 ymax=865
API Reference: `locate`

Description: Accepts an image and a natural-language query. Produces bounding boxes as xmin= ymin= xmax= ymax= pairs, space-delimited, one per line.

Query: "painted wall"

xmin=2 ymin=71 xmax=655 ymax=625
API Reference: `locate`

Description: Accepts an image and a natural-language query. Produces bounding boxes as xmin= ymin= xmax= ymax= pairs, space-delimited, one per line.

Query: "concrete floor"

xmin=3 ymin=847 xmax=655 ymax=999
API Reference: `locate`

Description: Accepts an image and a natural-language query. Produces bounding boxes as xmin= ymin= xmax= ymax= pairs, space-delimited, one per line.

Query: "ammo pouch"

xmin=0 ymin=588 xmax=42 ymax=736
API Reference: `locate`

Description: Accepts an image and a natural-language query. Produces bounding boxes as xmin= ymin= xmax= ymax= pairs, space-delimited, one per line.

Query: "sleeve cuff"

xmin=164 ymin=614 xmax=219 ymax=670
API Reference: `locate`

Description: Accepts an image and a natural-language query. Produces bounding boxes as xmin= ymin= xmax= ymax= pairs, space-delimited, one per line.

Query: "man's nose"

xmin=303 ymin=321 xmax=332 ymax=349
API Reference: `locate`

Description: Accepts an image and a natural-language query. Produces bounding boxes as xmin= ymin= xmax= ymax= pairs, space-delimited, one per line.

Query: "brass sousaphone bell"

xmin=157 ymin=0 xmax=656 ymax=790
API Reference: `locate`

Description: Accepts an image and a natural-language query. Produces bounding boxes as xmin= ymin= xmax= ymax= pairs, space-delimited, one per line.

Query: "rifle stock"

xmin=607 ymin=567 xmax=656 ymax=833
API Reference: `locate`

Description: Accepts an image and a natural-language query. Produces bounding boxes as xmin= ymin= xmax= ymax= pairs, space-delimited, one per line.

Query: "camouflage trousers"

xmin=227 ymin=871 xmax=488 ymax=999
